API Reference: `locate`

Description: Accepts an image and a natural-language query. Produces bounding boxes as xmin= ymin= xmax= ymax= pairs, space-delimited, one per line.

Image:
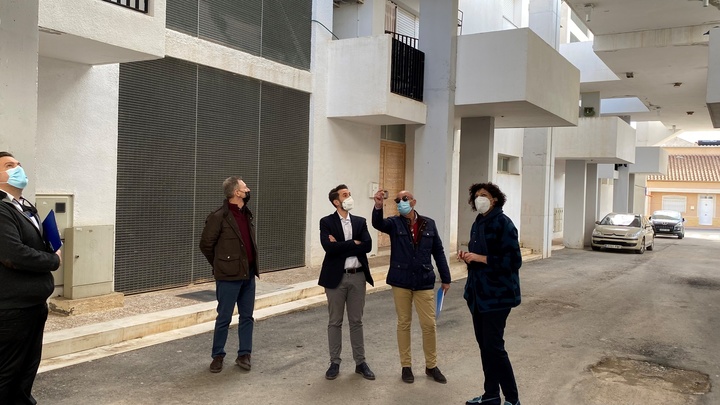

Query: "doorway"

xmin=379 ymin=140 xmax=406 ymax=247
xmin=698 ymin=195 xmax=714 ymax=226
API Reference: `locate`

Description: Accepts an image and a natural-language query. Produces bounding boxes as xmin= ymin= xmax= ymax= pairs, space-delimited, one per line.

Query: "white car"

xmin=591 ymin=213 xmax=655 ymax=254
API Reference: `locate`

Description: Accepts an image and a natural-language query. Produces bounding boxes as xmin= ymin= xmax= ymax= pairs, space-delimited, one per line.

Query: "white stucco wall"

xmin=36 ymin=57 xmax=118 ymax=227
xmin=553 ymin=158 xmax=566 ymax=239
xmin=458 ymin=0 xmax=504 ymax=35
xmin=38 ymin=0 xmax=166 ymax=64
xmin=308 ymin=0 xmax=382 ymax=267
xmin=554 ymin=117 xmax=637 ymax=163
xmin=599 ymin=180 xmax=614 ymax=218
xmin=0 ymin=0 xmax=39 ymax=200
xmin=495 ymin=128 xmax=524 ymax=230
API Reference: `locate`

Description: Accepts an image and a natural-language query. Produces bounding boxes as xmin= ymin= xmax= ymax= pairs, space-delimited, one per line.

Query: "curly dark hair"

xmin=468 ymin=182 xmax=506 ymax=211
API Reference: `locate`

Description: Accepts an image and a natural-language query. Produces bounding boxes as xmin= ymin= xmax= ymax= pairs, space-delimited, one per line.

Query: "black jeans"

xmin=471 ymin=308 xmax=519 ymax=403
xmin=0 ymin=304 xmax=48 ymax=405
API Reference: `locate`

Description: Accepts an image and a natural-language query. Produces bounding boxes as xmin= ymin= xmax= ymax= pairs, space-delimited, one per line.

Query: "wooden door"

xmin=379 ymin=140 xmax=406 ymax=247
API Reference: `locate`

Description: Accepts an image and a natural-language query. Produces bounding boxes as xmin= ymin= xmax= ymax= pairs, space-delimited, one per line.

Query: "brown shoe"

xmin=235 ymin=354 xmax=251 ymax=370
xmin=209 ymin=355 xmax=224 ymax=373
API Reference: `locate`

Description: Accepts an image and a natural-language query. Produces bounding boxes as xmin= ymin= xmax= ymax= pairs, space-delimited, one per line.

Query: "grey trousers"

xmin=325 ymin=271 xmax=367 ymax=365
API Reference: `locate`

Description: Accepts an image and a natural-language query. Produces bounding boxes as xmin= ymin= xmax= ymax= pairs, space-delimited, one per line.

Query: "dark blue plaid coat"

xmin=463 ymin=207 xmax=522 ymax=313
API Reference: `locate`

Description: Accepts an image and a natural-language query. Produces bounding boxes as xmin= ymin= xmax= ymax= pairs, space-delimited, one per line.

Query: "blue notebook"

xmin=42 ymin=210 xmax=63 ymax=252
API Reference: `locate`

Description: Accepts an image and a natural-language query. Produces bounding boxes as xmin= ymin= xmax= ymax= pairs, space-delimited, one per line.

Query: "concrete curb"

xmin=41 ymin=255 xmax=538 ymax=366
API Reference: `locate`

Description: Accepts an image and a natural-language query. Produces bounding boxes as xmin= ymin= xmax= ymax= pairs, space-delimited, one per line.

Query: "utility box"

xmin=35 ymin=194 xmax=74 ymax=288
xmin=64 ymin=225 xmax=115 ymax=299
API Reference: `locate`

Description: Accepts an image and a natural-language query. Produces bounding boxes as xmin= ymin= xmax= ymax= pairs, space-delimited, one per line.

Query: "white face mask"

xmin=341 ymin=196 xmax=354 ymax=211
xmin=475 ymin=196 xmax=492 ymax=214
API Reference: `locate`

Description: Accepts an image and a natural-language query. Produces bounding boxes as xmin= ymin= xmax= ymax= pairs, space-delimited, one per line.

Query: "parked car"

xmin=591 ymin=213 xmax=655 ymax=254
xmin=649 ymin=210 xmax=685 ymax=239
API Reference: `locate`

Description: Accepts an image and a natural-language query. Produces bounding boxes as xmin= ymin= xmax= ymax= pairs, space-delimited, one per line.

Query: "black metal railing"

xmin=102 ymin=0 xmax=148 ymax=14
xmin=387 ymin=31 xmax=424 ymax=102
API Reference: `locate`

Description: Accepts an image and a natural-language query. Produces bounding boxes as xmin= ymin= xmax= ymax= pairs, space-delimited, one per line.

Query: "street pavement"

xmin=33 ymin=230 xmax=720 ymax=405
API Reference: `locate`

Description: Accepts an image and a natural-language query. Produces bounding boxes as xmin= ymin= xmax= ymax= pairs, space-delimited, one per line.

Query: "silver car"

xmin=591 ymin=213 xmax=655 ymax=254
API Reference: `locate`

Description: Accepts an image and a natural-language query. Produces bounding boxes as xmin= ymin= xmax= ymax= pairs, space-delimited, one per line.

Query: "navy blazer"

xmin=318 ymin=212 xmax=374 ymax=289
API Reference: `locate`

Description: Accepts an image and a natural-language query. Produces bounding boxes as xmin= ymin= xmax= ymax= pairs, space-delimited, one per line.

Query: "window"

xmin=662 ymin=196 xmax=687 ymax=213
xmin=497 ymin=154 xmax=520 ymax=174
xmin=381 ymin=125 xmax=406 ymax=143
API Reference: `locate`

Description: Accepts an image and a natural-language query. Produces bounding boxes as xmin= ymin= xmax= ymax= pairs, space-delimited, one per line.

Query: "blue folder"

xmin=42 ymin=210 xmax=63 ymax=252
xmin=435 ymin=287 xmax=445 ymax=320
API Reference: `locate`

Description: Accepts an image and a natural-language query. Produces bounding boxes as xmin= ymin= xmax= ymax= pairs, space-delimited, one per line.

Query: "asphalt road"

xmin=34 ymin=230 xmax=720 ymax=405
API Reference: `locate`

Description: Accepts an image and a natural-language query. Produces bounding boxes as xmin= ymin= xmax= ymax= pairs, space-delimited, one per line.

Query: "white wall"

xmin=495 ymin=128 xmax=524 ymax=230
xmin=38 ymin=0 xmax=166 ymax=64
xmin=599 ymin=179 xmax=614 ymax=218
xmin=36 ymin=57 xmax=119 ymax=226
xmin=332 ymin=0 xmax=385 ymax=39
xmin=458 ymin=0 xmax=504 ymax=34
xmin=559 ymin=41 xmax=619 ymax=83
xmin=553 ymin=158 xmax=566 ymax=239
xmin=0 ymin=0 xmax=39 ymax=200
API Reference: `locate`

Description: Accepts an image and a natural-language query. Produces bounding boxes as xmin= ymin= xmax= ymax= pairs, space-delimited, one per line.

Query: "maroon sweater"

xmin=228 ymin=203 xmax=255 ymax=266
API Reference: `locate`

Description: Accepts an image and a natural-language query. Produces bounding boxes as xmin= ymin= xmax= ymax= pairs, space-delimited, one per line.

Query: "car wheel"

xmin=635 ymin=238 xmax=645 ymax=254
xmin=591 ymin=246 xmax=600 ymax=251
xmin=647 ymin=241 xmax=653 ymax=251
xmin=678 ymin=233 xmax=684 ymax=239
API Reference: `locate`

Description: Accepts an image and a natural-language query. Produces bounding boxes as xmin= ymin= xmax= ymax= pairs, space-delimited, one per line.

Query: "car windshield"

xmin=652 ymin=210 xmax=681 ymax=220
xmin=600 ymin=214 xmax=640 ymax=227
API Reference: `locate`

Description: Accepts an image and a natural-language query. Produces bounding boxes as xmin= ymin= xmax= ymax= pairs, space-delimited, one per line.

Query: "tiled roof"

xmin=647 ymin=155 xmax=720 ymax=182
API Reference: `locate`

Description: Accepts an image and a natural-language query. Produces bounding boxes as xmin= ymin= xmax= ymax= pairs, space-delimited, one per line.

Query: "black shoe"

xmin=325 ymin=363 xmax=340 ymax=380
xmin=355 ymin=362 xmax=376 ymax=380
xmin=235 ymin=354 xmax=251 ymax=370
xmin=425 ymin=366 xmax=447 ymax=384
xmin=209 ymin=355 xmax=223 ymax=373
xmin=401 ymin=367 xmax=414 ymax=383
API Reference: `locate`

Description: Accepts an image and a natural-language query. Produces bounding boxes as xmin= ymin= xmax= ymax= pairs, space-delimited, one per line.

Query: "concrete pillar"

xmin=584 ymin=163 xmax=599 ymax=245
xmin=529 ymin=0 xmax=560 ymax=48
xmin=358 ymin=0 xmax=386 ymax=37
xmin=613 ymin=164 xmax=630 ymax=213
xmin=457 ymin=117 xmax=494 ymax=249
xmin=0 ymin=0 xmax=39 ymax=200
xmin=414 ymin=0 xmax=457 ymax=251
xmin=521 ymin=0 xmax=561 ymax=257
xmin=521 ymin=129 xmax=554 ymax=257
xmin=628 ymin=173 xmax=636 ymax=212
xmin=563 ymin=160 xmax=586 ymax=248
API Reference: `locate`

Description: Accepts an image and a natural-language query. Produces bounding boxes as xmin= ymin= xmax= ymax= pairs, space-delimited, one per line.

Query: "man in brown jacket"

xmin=200 ymin=176 xmax=259 ymax=373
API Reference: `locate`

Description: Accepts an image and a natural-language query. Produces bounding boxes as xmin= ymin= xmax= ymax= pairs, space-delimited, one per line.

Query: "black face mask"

xmin=242 ymin=191 xmax=251 ymax=204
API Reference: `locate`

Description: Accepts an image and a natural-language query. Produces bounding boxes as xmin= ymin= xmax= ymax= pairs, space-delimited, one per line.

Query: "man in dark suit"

xmin=318 ymin=184 xmax=375 ymax=381
xmin=0 ymin=151 xmax=61 ymax=405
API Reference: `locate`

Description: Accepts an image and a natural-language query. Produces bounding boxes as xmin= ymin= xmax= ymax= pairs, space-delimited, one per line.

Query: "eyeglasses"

xmin=394 ymin=196 xmax=411 ymax=204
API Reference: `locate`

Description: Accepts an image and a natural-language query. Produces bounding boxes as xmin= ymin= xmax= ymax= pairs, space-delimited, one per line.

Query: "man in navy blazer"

xmin=318 ymin=184 xmax=375 ymax=381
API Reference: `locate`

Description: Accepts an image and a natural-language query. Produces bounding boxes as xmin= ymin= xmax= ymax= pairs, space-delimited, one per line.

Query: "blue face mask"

xmin=3 ymin=166 xmax=28 ymax=189
xmin=397 ymin=200 xmax=412 ymax=216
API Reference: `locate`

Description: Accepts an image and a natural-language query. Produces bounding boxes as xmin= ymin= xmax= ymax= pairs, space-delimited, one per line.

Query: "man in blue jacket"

xmin=372 ymin=189 xmax=451 ymax=384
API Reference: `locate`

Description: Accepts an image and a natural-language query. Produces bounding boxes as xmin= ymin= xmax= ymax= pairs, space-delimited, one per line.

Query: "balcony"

xmin=629 ymin=147 xmax=668 ymax=175
xmin=38 ymin=0 xmax=166 ymax=65
xmin=554 ymin=117 xmax=637 ymax=163
xmin=455 ymin=28 xmax=580 ymax=128
xmin=327 ymin=34 xmax=427 ymax=125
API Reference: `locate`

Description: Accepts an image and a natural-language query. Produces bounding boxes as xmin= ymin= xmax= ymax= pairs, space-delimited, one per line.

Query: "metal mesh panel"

xmin=261 ymin=0 xmax=312 ymax=70
xmin=257 ymin=82 xmax=309 ymax=272
xmin=116 ymin=58 xmax=198 ymax=294
xmin=193 ymin=66 xmax=261 ymax=283
xmin=166 ymin=0 xmax=199 ymax=36
xmin=199 ymin=0 xmax=262 ymax=56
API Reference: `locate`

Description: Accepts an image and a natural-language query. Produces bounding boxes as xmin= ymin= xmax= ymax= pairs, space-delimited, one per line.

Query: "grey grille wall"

xmin=258 ymin=82 xmax=309 ymax=271
xmin=116 ymin=58 xmax=198 ymax=293
xmin=117 ymin=58 xmax=309 ymax=294
xmin=166 ymin=0 xmax=311 ymax=70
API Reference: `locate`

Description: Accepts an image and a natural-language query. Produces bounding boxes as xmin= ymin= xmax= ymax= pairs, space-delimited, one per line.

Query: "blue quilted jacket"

xmin=463 ymin=207 xmax=522 ymax=313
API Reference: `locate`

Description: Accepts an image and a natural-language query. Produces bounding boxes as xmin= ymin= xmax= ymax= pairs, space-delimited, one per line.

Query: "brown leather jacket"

xmin=199 ymin=200 xmax=259 ymax=281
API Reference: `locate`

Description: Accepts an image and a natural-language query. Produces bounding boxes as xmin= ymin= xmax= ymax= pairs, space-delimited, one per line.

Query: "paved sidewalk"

xmin=39 ymin=247 xmax=546 ymax=373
